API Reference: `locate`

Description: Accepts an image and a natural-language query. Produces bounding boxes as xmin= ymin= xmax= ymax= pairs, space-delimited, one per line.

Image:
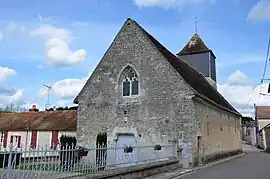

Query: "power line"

xmin=240 ymin=82 xmax=261 ymax=113
xmin=256 ymin=36 xmax=270 ymax=105
xmin=240 ymin=37 xmax=270 ymax=113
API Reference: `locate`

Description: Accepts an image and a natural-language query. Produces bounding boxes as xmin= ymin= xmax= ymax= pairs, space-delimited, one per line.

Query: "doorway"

xmin=116 ymin=134 xmax=137 ymax=167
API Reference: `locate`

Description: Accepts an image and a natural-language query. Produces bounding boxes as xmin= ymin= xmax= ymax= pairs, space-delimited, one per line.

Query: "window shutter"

xmin=3 ymin=131 xmax=8 ymax=147
xmin=10 ymin=135 xmax=13 ymax=145
xmin=31 ymin=131 xmax=37 ymax=148
xmin=17 ymin=136 xmax=21 ymax=148
xmin=51 ymin=131 xmax=59 ymax=149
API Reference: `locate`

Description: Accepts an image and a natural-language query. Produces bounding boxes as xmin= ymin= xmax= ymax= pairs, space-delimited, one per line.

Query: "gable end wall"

xmin=76 ymin=20 xmax=198 ymax=165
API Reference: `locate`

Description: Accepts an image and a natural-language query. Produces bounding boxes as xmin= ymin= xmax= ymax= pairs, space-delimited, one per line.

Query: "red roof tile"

xmin=0 ymin=110 xmax=77 ymax=131
xmin=256 ymin=106 xmax=270 ymax=119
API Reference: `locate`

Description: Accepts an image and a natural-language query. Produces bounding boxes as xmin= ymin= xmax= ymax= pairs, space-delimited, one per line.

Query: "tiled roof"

xmin=177 ymin=33 xmax=216 ymax=58
xmin=131 ymin=19 xmax=240 ymax=116
xmin=74 ymin=18 xmax=240 ymax=116
xmin=0 ymin=110 xmax=77 ymax=131
xmin=256 ymin=106 xmax=270 ymax=119
xmin=245 ymin=121 xmax=256 ymax=127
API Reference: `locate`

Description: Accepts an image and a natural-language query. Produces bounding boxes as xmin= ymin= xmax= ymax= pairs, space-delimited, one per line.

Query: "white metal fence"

xmin=0 ymin=144 xmax=174 ymax=179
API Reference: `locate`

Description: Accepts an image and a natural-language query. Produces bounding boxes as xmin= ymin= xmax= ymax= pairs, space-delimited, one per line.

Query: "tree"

xmin=0 ymin=104 xmax=26 ymax=113
xmin=242 ymin=116 xmax=254 ymax=125
xmin=49 ymin=106 xmax=78 ymax=111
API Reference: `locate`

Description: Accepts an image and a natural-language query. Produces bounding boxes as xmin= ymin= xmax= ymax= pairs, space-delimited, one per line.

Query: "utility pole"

xmin=254 ymin=103 xmax=258 ymax=146
xmin=43 ymin=84 xmax=52 ymax=110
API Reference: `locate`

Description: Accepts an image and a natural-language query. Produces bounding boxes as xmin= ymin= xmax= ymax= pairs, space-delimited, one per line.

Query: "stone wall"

xmin=264 ymin=127 xmax=270 ymax=151
xmin=79 ymin=159 xmax=179 ymax=179
xmin=193 ymin=97 xmax=242 ymax=164
xmin=76 ymin=19 xmax=197 ymax=161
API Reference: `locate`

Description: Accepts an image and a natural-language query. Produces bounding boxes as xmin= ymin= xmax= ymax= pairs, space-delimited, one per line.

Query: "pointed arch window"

xmin=121 ymin=66 xmax=139 ymax=97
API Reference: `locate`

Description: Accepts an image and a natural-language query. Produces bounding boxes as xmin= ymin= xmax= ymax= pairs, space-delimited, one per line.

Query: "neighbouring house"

xmin=242 ymin=121 xmax=256 ymax=145
xmin=256 ymin=106 xmax=270 ymax=130
xmin=255 ymin=106 xmax=270 ymax=148
xmin=264 ymin=124 xmax=270 ymax=151
xmin=0 ymin=105 xmax=76 ymax=152
xmin=258 ymin=124 xmax=269 ymax=149
xmin=74 ymin=18 xmax=242 ymax=166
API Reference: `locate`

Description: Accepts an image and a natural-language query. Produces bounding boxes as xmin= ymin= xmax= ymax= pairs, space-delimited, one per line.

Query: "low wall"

xmin=75 ymin=159 xmax=179 ymax=179
xmin=202 ymin=149 xmax=242 ymax=164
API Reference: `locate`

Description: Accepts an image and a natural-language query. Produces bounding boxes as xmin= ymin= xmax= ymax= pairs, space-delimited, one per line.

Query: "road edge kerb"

xmin=164 ymin=152 xmax=246 ymax=179
xmin=193 ymin=152 xmax=246 ymax=171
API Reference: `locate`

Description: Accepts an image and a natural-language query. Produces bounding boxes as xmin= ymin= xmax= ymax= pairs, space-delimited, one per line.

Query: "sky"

xmin=1 ymin=0 xmax=270 ymax=117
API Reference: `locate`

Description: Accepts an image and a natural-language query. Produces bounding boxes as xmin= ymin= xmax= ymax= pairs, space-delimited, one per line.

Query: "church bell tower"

xmin=176 ymin=33 xmax=217 ymax=89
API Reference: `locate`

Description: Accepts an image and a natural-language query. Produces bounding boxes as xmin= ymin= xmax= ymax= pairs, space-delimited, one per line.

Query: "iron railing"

xmin=0 ymin=144 xmax=174 ymax=179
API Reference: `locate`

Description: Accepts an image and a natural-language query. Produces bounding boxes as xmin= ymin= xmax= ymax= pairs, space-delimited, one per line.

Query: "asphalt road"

xmin=177 ymin=145 xmax=270 ymax=179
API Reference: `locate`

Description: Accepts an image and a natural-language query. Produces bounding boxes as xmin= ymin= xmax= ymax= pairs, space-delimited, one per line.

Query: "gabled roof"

xmin=256 ymin=106 xmax=270 ymax=119
xmin=259 ymin=122 xmax=270 ymax=132
xmin=177 ymin=33 xmax=216 ymax=58
xmin=74 ymin=18 xmax=240 ymax=116
xmin=0 ymin=110 xmax=77 ymax=131
xmin=131 ymin=19 xmax=240 ymax=116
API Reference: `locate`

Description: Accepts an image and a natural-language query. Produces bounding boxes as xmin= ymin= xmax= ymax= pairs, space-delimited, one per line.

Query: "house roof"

xmin=259 ymin=123 xmax=270 ymax=132
xmin=131 ymin=19 xmax=240 ymax=116
xmin=177 ymin=33 xmax=216 ymax=58
xmin=74 ymin=18 xmax=240 ymax=116
xmin=0 ymin=110 xmax=77 ymax=131
xmin=245 ymin=121 xmax=256 ymax=128
xmin=256 ymin=106 xmax=270 ymax=119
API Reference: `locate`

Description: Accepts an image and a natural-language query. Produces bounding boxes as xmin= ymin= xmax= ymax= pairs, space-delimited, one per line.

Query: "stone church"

xmin=74 ymin=18 xmax=242 ymax=165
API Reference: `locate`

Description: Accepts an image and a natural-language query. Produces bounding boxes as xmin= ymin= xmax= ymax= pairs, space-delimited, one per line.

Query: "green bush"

xmin=60 ymin=135 xmax=76 ymax=149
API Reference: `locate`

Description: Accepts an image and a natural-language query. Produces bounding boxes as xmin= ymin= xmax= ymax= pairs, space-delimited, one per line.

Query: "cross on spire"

xmin=195 ymin=17 xmax=199 ymax=33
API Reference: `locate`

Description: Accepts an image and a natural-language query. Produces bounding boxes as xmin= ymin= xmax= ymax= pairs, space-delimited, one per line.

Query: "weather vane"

xmin=195 ymin=17 xmax=199 ymax=33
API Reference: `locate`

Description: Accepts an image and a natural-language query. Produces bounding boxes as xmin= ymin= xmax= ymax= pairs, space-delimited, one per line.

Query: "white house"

xmin=256 ymin=106 xmax=270 ymax=130
xmin=0 ymin=105 xmax=77 ymax=152
xmin=243 ymin=121 xmax=256 ymax=146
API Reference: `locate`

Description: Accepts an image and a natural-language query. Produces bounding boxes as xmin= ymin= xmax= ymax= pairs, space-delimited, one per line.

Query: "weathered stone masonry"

xmin=76 ymin=19 xmax=197 ymax=154
xmin=74 ymin=18 xmax=242 ymax=166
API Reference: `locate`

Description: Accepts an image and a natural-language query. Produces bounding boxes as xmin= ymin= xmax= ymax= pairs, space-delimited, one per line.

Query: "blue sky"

xmin=1 ymin=0 xmax=270 ymax=116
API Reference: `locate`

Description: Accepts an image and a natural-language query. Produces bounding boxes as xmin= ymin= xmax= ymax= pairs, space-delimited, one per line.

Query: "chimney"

xmin=29 ymin=105 xmax=39 ymax=112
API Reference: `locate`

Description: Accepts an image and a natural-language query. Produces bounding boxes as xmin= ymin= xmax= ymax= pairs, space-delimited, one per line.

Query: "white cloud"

xmin=31 ymin=24 xmax=72 ymax=42
xmin=31 ymin=24 xmax=87 ymax=67
xmin=0 ymin=65 xmax=27 ymax=109
xmin=248 ymin=0 xmax=270 ymax=22
xmin=217 ymin=70 xmax=270 ymax=117
xmin=134 ymin=0 xmax=215 ymax=9
xmin=0 ymin=66 xmax=17 ymax=81
xmin=0 ymin=21 xmax=25 ymax=42
xmin=39 ymin=72 xmax=91 ymax=102
xmin=227 ymin=70 xmax=251 ymax=86
xmin=0 ymin=89 xmax=25 ymax=108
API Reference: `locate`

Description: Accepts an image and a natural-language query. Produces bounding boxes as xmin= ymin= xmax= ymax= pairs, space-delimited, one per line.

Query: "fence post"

xmin=7 ymin=145 xmax=13 ymax=179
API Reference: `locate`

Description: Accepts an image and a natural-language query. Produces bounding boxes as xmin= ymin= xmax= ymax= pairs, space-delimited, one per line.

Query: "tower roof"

xmin=177 ymin=33 xmax=215 ymax=58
